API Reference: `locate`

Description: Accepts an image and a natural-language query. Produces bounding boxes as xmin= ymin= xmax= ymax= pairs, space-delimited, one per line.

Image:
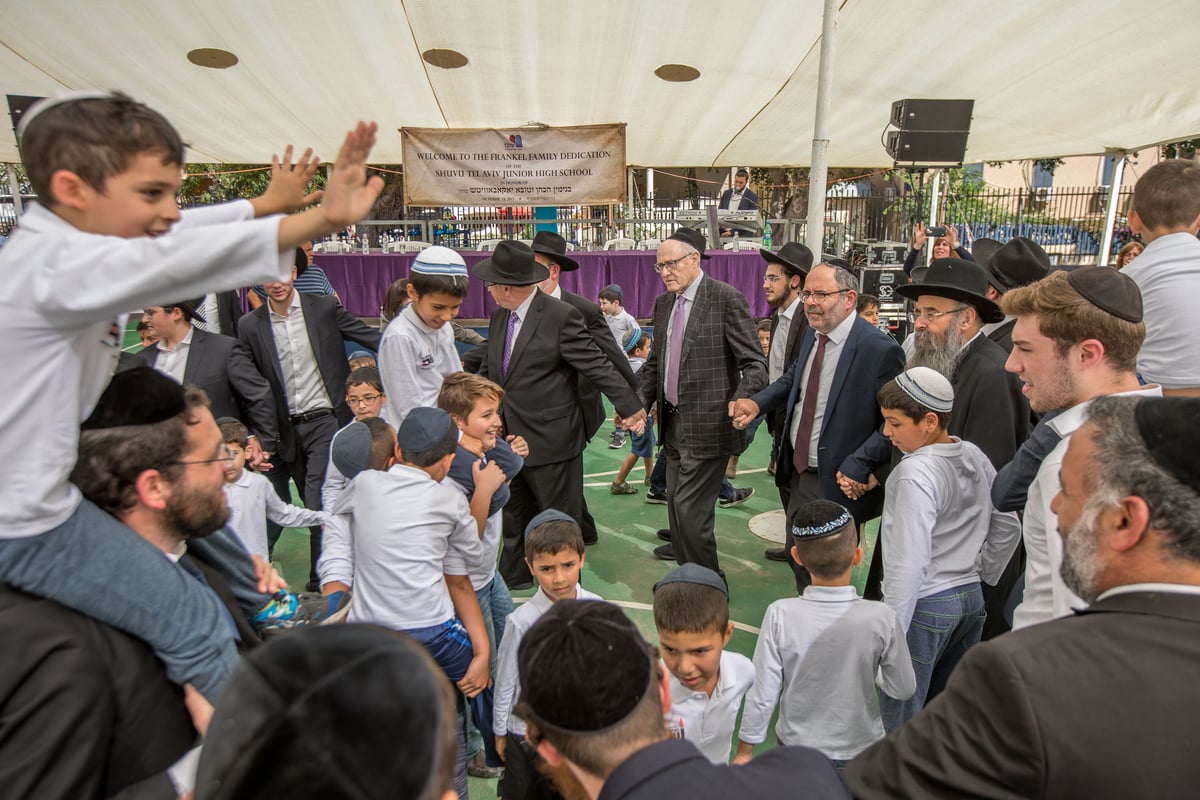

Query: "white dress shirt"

xmin=661 ymin=271 xmax=704 ymax=396
xmin=503 ymin=289 xmax=540 ymax=369
xmin=739 ymin=585 xmax=915 ymax=760
xmin=1123 ymin=232 xmax=1200 ymax=389
xmin=153 ymin=326 xmax=194 ymax=385
xmin=224 ymin=468 xmax=328 ymax=560
xmin=790 ymin=310 xmax=858 ymax=467
xmin=269 ymin=291 xmax=332 ymax=415
xmin=493 ymin=584 xmax=602 ymax=737
xmin=1012 ymin=383 xmax=1163 ymax=630
xmin=0 ymin=199 xmax=291 ymax=540
xmin=769 ymin=295 xmax=801 ymax=383
xmin=667 ymin=650 xmax=755 ymax=763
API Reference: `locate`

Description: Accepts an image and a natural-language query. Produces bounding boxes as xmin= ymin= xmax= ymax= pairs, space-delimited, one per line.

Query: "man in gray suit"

xmin=847 ymin=395 xmax=1200 ymax=800
xmin=635 ymin=229 xmax=767 ymax=577
xmin=141 ymin=299 xmax=277 ymax=467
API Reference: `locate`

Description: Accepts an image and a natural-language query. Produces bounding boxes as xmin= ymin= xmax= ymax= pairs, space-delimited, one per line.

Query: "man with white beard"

xmin=846 ymin=395 xmax=1200 ymax=799
xmin=895 ymin=258 xmax=1029 ymax=470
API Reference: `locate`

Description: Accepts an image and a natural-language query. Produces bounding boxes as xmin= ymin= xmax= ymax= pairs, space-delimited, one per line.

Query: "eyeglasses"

xmin=346 ymin=393 xmax=383 ymax=406
xmin=799 ymin=289 xmax=850 ymax=302
xmin=173 ymin=444 xmax=235 ymax=467
xmin=653 ymin=252 xmax=694 ymax=273
xmin=911 ymin=305 xmax=969 ymax=322
xmin=762 ymin=274 xmax=786 ymax=283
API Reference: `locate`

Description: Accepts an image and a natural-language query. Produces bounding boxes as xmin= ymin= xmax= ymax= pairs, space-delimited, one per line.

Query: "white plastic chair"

xmin=314 ymin=240 xmax=350 ymax=253
xmin=604 ymin=237 xmax=637 ymax=251
xmin=387 ymin=241 xmax=432 ymax=253
xmin=478 ymin=239 xmax=503 ymax=251
xmin=723 ymin=238 xmax=763 ymax=251
xmin=637 ymin=238 xmax=662 ymax=250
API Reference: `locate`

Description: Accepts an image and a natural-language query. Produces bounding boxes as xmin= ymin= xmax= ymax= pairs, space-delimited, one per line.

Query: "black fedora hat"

xmin=665 ymin=228 xmax=712 ymax=260
xmin=896 ymin=258 xmax=1004 ymax=323
xmin=530 ymin=231 xmax=579 ymax=272
xmin=169 ymin=298 xmax=208 ymax=325
xmin=984 ymin=237 xmax=1050 ymax=294
xmin=471 ymin=240 xmax=550 ymax=286
xmin=970 ymin=237 xmax=1003 ymax=271
xmin=760 ymin=241 xmax=813 ymax=277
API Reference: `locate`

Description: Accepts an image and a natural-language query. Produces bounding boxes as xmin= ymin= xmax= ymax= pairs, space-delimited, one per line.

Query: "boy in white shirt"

xmin=653 ymin=563 xmax=754 ymax=764
xmin=494 ymin=511 xmax=600 ymax=799
xmin=321 ymin=365 xmax=388 ymax=512
xmin=378 ymin=247 xmax=470 ymax=425
xmin=0 ymin=90 xmax=383 ymax=702
xmin=737 ymin=500 xmax=915 ymax=767
xmin=875 ymin=367 xmax=1022 ymax=731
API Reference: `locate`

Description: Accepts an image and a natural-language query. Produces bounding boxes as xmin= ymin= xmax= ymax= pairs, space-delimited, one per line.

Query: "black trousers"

xmin=264 ymin=413 xmax=338 ymax=588
xmin=499 ymin=456 xmax=587 ymax=588
xmin=663 ymin=411 xmax=728 ymax=576
xmin=780 ymin=467 xmax=823 ymax=594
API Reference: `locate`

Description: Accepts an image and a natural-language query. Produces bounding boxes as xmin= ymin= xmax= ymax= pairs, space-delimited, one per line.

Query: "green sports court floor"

xmin=122 ymin=325 xmax=880 ymax=796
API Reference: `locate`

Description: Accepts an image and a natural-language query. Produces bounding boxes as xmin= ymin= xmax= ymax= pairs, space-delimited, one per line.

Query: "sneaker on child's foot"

xmin=717 ymin=487 xmax=755 ymax=509
xmin=610 ymin=481 xmax=638 ymax=495
xmin=254 ymin=590 xmax=351 ymax=629
xmin=607 ymin=431 xmax=626 ymax=449
xmin=467 ymin=749 xmax=504 ymax=779
xmin=645 ymin=489 xmax=668 ymax=504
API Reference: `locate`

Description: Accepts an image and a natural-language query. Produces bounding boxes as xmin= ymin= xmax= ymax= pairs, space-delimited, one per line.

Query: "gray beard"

xmin=1059 ymin=499 xmax=1106 ymax=604
xmin=907 ymin=327 xmax=971 ymax=379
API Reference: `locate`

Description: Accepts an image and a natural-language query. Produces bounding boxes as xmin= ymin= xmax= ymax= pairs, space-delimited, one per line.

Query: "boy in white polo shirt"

xmin=737 ymin=500 xmax=915 ymax=768
xmin=0 ymin=90 xmax=383 ymax=703
xmin=875 ymin=367 xmax=1022 ymax=731
xmin=654 ymin=563 xmax=754 ymax=764
xmin=378 ymin=246 xmax=470 ymax=425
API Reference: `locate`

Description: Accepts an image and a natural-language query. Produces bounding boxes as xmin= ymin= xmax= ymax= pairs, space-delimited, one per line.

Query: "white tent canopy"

xmin=2 ymin=0 xmax=1198 ymax=167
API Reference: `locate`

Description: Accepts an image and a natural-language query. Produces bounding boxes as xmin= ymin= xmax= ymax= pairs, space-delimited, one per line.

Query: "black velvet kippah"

xmin=518 ymin=600 xmax=652 ymax=734
xmin=1066 ymin=267 xmax=1143 ymax=322
xmin=81 ymin=367 xmax=185 ymax=430
xmin=195 ymin=625 xmax=450 ymax=800
xmin=1135 ymin=398 xmax=1200 ymax=493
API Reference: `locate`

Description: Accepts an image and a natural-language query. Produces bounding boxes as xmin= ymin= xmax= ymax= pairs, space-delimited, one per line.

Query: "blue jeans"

xmin=881 ymin=582 xmax=985 ymax=732
xmin=650 ymin=453 xmax=736 ymax=500
xmin=0 ymin=498 xmax=238 ymax=700
xmin=466 ymin=576 xmax=514 ymax=766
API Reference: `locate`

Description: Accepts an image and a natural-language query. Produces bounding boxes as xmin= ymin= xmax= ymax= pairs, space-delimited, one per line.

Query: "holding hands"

xmin=836 ymin=470 xmax=878 ymax=500
xmin=729 ymin=398 xmax=760 ymax=429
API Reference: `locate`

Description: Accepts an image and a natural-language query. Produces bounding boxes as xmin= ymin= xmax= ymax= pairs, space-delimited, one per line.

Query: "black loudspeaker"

xmin=886 ymin=130 xmax=971 ymax=165
xmin=7 ymin=95 xmax=44 ymax=150
xmin=890 ymin=99 xmax=974 ymax=132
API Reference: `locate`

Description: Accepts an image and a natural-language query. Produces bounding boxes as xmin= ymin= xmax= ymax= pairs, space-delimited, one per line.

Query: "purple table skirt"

xmin=315 ymin=250 xmax=771 ymax=320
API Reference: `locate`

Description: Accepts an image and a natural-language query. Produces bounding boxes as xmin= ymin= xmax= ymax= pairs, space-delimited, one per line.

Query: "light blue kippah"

xmin=411 ymin=245 xmax=468 ymax=278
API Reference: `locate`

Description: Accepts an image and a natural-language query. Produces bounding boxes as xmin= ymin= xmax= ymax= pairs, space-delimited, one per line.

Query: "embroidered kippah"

xmin=788 ymin=499 xmax=854 ymax=541
xmin=894 ymin=366 xmax=955 ymax=413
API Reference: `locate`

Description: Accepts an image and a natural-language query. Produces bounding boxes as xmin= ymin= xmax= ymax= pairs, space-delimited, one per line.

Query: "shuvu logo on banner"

xmin=401 ymin=124 xmax=627 ymax=206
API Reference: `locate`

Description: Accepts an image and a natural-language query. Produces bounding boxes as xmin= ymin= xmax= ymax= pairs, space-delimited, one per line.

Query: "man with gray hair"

xmin=731 ymin=259 xmax=903 ymax=591
xmin=847 ymin=395 xmax=1200 ymax=799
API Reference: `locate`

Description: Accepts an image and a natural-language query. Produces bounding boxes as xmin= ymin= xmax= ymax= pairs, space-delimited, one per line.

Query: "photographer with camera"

xmin=903 ymin=223 xmax=975 ymax=275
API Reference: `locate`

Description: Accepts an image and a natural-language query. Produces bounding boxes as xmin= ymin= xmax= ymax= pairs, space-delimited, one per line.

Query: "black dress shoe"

xmin=653 ymin=543 xmax=676 ymax=561
xmin=764 ymin=546 xmax=789 ymax=562
xmin=583 ymin=537 xmax=599 ymax=546
xmin=656 ymin=528 xmax=672 ymax=542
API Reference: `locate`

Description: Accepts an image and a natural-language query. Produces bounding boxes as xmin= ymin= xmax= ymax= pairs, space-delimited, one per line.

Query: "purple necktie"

xmin=665 ymin=295 xmax=687 ymax=406
xmin=793 ymin=333 xmax=828 ymax=473
xmin=502 ymin=311 xmax=520 ymax=377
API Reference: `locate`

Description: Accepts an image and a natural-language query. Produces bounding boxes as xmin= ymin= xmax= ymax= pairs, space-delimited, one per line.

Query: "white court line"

xmin=584 ymin=466 xmax=769 ymax=488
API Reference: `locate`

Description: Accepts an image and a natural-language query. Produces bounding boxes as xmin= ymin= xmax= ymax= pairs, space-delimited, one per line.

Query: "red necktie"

xmin=792 ymin=333 xmax=828 ymax=473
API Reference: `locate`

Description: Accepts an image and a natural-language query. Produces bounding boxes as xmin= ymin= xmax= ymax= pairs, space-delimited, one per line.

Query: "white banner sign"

xmin=401 ymin=124 xmax=626 ymax=206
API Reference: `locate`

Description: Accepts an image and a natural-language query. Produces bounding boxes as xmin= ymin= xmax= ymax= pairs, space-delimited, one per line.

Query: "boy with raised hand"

xmin=653 ymin=563 xmax=754 ymax=764
xmin=874 ymin=367 xmax=1021 ymax=730
xmin=0 ymin=90 xmax=383 ymax=703
xmin=379 ymin=246 xmax=471 ymax=425
xmin=737 ymin=500 xmax=915 ymax=768
xmin=494 ymin=510 xmax=599 ymax=800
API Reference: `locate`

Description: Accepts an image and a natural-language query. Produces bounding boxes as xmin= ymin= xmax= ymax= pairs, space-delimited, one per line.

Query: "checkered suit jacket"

xmin=640 ymin=275 xmax=767 ymax=459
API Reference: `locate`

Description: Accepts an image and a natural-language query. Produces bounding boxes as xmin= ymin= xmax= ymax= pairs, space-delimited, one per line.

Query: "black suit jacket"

xmin=189 ymin=290 xmax=244 ymax=338
xmin=237 ymin=294 xmax=381 ymax=461
xmin=949 ymin=334 xmax=1030 ymax=469
xmin=766 ymin=301 xmax=809 ymax=439
xmin=847 ymin=590 xmax=1200 ymax=800
xmin=143 ymin=327 xmax=279 ymax=447
xmin=718 ymin=188 xmax=760 ymax=211
xmin=0 ymin=584 xmax=195 ymax=800
xmin=987 ymin=318 xmax=1016 ymax=354
xmin=559 ymin=289 xmax=638 ymax=440
xmin=751 ymin=315 xmax=904 ymax=523
xmin=640 ymin=275 xmax=768 ymax=460
xmin=478 ymin=290 xmax=642 ymax=468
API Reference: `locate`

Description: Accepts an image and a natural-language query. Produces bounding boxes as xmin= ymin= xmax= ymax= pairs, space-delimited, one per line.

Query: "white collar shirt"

xmin=1012 ymin=383 xmax=1164 ymax=630
xmin=661 ymin=271 xmax=704 ymax=395
xmin=1123 ymin=232 xmax=1200 ymax=389
xmin=379 ymin=303 xmax=460 ymax=425
xmin=666 ymin=650 xmax=755 ymax=763
xmin=269 ymin=291 xmax=331 ymax=415
xmin=790 ymin=310 xmax=858 ymax=467
xmin=154 ymin=326 xmax=194 ymax=385
xmin=769 ymin=294 xmax=801 ymax=383
xmin=504 ymin=288 xmax=540 ymax=368
xmin=224 ymin=468 xmax=327 ymax=561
